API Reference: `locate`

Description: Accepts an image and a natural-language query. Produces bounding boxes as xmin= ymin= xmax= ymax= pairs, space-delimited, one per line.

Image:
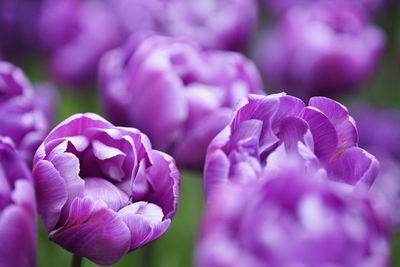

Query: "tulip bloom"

xmin=100 ymin=35 xmax=264 ymax=169
xmin=32 ymin=113 xmax=180 ymax=266
xmin=0 ymin=137 xmax=36 ymax=267
xmin=38 ymin=0 xmax=257 ymax=85
xmin=38 ymin=0 xmax=124 ymax=85
xmin=204 ymin=94 xmax=378 ymax=198
xmin=197 ymin=162 xmax=389 ymax=267
xmin=259 ymin=1 xmax=385 ymax=96
xmin=163 ymin=0 xmax=258 ymax=50
xmin=0 ymin=61 xmax=56 ymax=162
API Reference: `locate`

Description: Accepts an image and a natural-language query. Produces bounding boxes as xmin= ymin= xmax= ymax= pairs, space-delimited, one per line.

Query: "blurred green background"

xmin=24 ymin=4 xmax=400 ymax=266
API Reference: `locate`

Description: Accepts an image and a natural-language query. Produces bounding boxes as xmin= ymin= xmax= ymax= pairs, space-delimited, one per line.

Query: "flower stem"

xmin=70 ymin=254 xmax=82 ymax=267
xmin=142 ymin=243 xmax=154 ymax=267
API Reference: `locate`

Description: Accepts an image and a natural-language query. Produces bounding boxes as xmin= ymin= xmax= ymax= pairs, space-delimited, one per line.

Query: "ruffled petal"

xmin=327 ymin=147 xmax=379 ymax=188
xmin=50 ymin=197 xmax=131 ymax=266
xmin=302 ymin=107 xmax=339 ymax=162
xmin=118 ymin=202 xmax=170 ymax=250
xmin=204 ymin=149 xmax=231 ymax=201
xmin=277 ymin=116 xmax=309 ymax=152
xmin=309 ymin=97 xmax=358 ymax=155
xmin=138 ymin=151 xmax=180 ymax=219
xmin=84 ymin=177 xmax=129 ymax=211
xmin=232 ymin=95 xmax=280 ymax=152
xmin=44 ymin=113 xmax=113 ymax=143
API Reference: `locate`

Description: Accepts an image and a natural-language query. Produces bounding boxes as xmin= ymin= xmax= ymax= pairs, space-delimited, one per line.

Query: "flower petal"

xmin=327 ymin=147 xmax=379 ymax=187
xmin=50 ymin=197 xmax=131 ymax=266
xmin=302 ymin=107 xmax=339 ymax=162
xmin=309 ymin=97 xmax=358 ymax=155
xmin=204 ymin=149 xmax=230 ymax=201
xmin=84 ymin=177 xmax=129 ymax=211
xmin=32 ymin=160 xmax=67 ymax=231
xmin=137 ymin=151 xmax=180 ymax=219
xmin=174 ymin=108 xmax=232 ymax=169
xmin=118 ymin=202 xmax=170 ymax=250
xmin=0 ymin=205 xmax=36 ymax=267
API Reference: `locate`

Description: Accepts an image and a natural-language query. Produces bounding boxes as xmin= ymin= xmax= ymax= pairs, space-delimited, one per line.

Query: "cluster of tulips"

xmin=0 ymin=0 xmax=399 ymax=266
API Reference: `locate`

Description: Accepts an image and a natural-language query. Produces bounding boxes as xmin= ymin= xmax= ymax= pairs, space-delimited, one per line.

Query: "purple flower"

xmin=38 ymin=0 xmax=258 ymax=85
xmin=100 ymin=35 xmax=264 ymax=169
xmin=352 ymin=104 xmax=400 ymax=229
xmin=0 ymin=61 xmax=56 ymax=162
xmin=38 ymin=0 xmax=125 ymax=85
xmin=32 ymin=113 xmax=180 ymax=265
xmin=204 ymin=94 xmax=378 ymax=198
xmin=0 ymin=137 xmax=37 ymax=267
xmin=197 ymin=162 xmax=389 ymax=267
xmin=163 ymin=0 xmax=258 ymax=50
xmin=264 ymin=0 xmax=385 ymax=14
xmin=258 ymin=1 xmax=385 ymax=96
xmin=0 ymin=0 xmax=41 ymax=60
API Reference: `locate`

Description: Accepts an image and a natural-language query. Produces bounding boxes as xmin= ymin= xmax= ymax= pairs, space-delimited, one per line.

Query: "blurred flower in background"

xmin=257 ymin=1 xmax=385 ymax=97
xmin=100 ymin=34 xmax=264 ymax=169
xmin=37 ymin=0 xmax=258 ymax=86
xmin=263 ymin=0 xmax=385 ymax=15
xmin=32 ymin=113 xmax=180 ymax=265
xmin=0 ymin=62 xmax=57 ymax=163
xmin=0 ymin=0 xmax=42 ymax=61
xmin=353 ymin=104 xmax=400 ymax=230
xmin=197 ymin=161 xmax=390 ymax=267
xmin=162 ymin=0 xmax=258 ymax=51
xmin=204 ymin=93 xmax=378 ymax=199
xmin=38 ymin=0 xmax=125 ymax=85
xmin=0 ymin=137 xmax=37 ymax=267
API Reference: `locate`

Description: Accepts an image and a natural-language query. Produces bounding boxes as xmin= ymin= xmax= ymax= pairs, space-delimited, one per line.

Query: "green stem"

xmin=70 ymin=254 xmax=83 ymax=267
xmin=142 ymin=244 xmax=154 ymax=267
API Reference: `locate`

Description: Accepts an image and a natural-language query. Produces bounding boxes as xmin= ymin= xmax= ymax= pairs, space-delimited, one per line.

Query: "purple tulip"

xmin=353 ymin=104 xmax=400 ymax=229
xmin=258 ymin=1 xmax=385 ymax=96
xmin=204 ymin=93 xmax=379 ymax=198
xmin=264 ymin=0 xmax=385 ymax=14
xmin=38 ymin=0 xmax=125 ymax=85
xmin=32 ymin=113 xmax=180 ymax=265
xmin=0 ymin=61 xmax=56 ymax=162
xmin=0 ymin=137 xmax=37 ymax=267
xmin=197 ymin=161 xmax=389 ymax=267
xmin=0 ymin=0 xmax=41 ymax=60
xmin=163 ymin=0 xmax=258 ymax=50
xmin=100 ymin=34 xmax=264 ymax=169
xmin=38 ymin=0 xmax=258 ymax=85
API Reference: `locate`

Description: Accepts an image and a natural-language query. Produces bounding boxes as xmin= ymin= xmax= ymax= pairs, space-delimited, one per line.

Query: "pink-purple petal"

xmin=50 ymin=197 xmax=131 ymax=266
xmin=32 ymin=160 xmax=68 ymax=231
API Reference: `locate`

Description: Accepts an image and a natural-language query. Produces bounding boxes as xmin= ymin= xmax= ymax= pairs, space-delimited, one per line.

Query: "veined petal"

xmin=32 ymin=160 xmax=67 ymax=231
xmin=302 ymin=107 xmax=339 ymax=162
xmin=309 ymin=97 xmax=358 ymax=154
xmin=50 ymin=197 xmax=131 ymax=266
xmin=327 ymin=147 xmax=379 ymax=187
xmin=118 ymin=202 xmax=170 ymax=250
xmin=84 ymin=177 xmax=129 ymax=211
